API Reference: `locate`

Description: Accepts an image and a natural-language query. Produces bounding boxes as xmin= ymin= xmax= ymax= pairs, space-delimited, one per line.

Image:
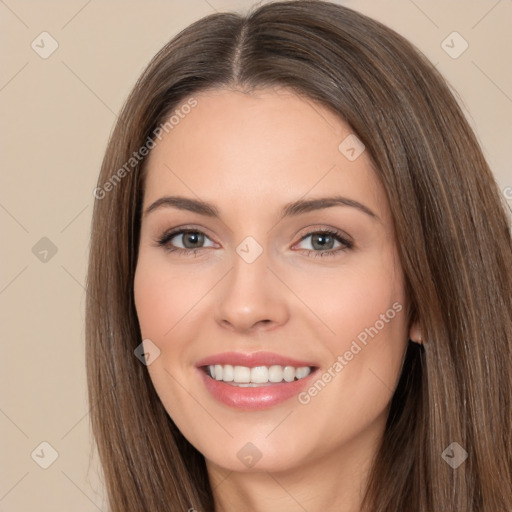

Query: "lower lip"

xmin=197 ymin=368 xmax=318 ymax=410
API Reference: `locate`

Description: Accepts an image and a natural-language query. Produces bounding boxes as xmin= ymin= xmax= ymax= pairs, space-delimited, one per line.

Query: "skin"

xmin=134 ymin=87 xmax=421 ymax=512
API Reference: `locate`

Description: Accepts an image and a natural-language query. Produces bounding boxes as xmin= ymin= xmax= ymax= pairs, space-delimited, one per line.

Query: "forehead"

xmin=142 ymin=87 xmax=388 ymax=221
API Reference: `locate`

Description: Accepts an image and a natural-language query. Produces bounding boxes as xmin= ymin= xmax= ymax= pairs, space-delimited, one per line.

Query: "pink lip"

xmin=195 ymin=351 xmax=319 ymax=411
xmin=195 ymin=351 xmax=317 ymax=368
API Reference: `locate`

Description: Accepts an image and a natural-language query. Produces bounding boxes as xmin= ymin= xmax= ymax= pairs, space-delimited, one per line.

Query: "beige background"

xmin=1 ymin=0 xmax=511 ymax=510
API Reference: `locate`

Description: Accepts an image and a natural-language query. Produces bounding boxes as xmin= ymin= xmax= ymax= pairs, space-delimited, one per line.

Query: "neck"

xmin=207 ymin=418 xmax=384 ymax=512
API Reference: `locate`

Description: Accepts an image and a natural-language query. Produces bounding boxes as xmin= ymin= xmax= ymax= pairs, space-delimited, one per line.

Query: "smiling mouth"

xmin=202 ymin=364 xmax=316 ymax=387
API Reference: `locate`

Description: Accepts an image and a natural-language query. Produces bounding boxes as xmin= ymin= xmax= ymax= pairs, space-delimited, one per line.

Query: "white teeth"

xmin=283 ymin=366 xmax=295 ymax=382
xmin=206 ymin=364 xmax=312 ymax=384
xmin=233 ymin=365 xmax=251 ymax=383
xmin=295 ymin=366 xmax=310 ymax=379
xmin=222 ymin=364 xmax=234 ymax=382
xmin=250 ymin=366 xmax=269 ymax=384
xmin=268 ymin=365 xmax=283 ymax=382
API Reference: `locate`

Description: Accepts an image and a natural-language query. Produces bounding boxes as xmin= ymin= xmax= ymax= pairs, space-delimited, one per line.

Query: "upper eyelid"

xmin=158 ymin=225 xmax=347 ymax=237
xmin=159 ymin=226 xmax=216 ymax=242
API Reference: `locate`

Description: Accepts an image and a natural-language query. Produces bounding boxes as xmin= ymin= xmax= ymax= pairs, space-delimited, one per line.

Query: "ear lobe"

xmin=409 ymin=321 xmax=422 ymax=345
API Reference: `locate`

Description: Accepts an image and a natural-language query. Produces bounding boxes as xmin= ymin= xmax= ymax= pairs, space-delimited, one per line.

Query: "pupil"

xmin=184 ymin=232 xmax=203 ymax=248
xmin=313 ymin=234 xmax=333 ymax=250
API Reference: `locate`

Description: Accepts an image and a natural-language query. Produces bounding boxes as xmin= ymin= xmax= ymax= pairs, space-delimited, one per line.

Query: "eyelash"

xmin=155 ymin=226 xmax=353 ymax=258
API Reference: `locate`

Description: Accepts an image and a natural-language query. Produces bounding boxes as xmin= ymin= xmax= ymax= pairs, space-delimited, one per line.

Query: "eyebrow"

xmin=143 ymin=195 xmax=379 ymax=221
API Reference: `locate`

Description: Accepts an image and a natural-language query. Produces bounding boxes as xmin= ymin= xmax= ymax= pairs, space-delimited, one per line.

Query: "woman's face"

xmin=134 ymin=87 xmax=415 ymax=475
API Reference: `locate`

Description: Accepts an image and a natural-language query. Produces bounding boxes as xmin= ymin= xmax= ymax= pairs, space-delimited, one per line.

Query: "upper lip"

xmin=195 ymin=351 xmax=318 ymax=368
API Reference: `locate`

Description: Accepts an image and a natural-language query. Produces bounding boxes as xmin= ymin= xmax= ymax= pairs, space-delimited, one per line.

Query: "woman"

xmin=86 ymin=1 xmax=512 ymax=510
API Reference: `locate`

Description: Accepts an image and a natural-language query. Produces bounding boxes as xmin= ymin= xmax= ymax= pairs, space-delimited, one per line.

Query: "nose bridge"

xmin=213 ymin=237 xmax=288 ymax=332
xmin=231 ymin=240 xmax=268 ymax=292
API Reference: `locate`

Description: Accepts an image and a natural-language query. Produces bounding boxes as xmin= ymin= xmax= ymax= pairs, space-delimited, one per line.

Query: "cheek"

xmin=133 ymin=259 xmax=203 ymax=419
xmin=296 ymin=252 xmax=409 ymax=424
xmin=292 ymin=248 xmax=407 ymax=350
xmin=328 ymin=268 xmax=406 ymax=347
xmin=133 ymin=257 xmax=210 ymax=341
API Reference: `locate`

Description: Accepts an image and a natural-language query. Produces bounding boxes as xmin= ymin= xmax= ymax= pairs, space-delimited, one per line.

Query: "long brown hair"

xmin=85 ymin=1 xmax=512 ymax=510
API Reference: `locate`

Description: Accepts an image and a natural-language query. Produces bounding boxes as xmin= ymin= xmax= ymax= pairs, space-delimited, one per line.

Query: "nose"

xmin=213 ymin=247 xmax=290 ymax=334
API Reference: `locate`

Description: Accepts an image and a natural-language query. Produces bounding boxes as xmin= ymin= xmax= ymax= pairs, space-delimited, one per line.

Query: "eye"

xmin=155 ymin=226 xmax=353 ymax=258
xmin=294 ymin=229 xmax=353 ymax=257
xmin=156 ymin=228 xmax=216 ymax=255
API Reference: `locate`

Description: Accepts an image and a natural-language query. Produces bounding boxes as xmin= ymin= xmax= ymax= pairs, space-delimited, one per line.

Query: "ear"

xmin=409 ymin=320 xmax=422 ymax=345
